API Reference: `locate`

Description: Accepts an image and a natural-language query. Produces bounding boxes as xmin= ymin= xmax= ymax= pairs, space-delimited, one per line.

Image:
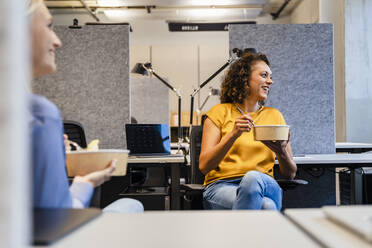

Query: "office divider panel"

xmin=230 ymin=24 xmax=334 ymax=155
xmin=130 ymin=76 xmax=169 ymax=124
xmin=33 ymin=25 xmax=130 ymax=149
xmin=230 ymin=24 xmax=335 ymax=207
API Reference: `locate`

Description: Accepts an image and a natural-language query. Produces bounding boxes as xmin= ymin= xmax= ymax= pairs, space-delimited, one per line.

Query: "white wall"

xmin=291 ymin=0 xmax=319 ymax=23
xmin=320 ymin=0 xmax=346 ymax=142
xmin=0 ymin=0 xmax=30 ymax=247
xmin=344 ymin=0 xmax=372 ymax=142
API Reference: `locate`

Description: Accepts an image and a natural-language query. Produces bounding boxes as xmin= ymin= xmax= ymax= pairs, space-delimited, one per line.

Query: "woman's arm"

xmin=261 ymin=138 xmax=297 ymax=179
xmin=199 ymin=115 xmax=253 ymax=175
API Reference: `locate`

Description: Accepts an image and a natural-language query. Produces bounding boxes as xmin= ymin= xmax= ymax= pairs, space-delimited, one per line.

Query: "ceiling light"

xmin=103 ymin=10 xmax=134 ymax=19
xmin=181 ymin=8 xmax=228 ymax=18
xmin=97 ymin=0 xmax=126 ymax=7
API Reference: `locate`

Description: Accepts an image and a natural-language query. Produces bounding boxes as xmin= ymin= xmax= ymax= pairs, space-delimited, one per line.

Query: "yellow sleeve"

xmin=277 ymin=110 xmax=287 ymax=125
xmin=206 ymin=104 xmax=227 ymax=129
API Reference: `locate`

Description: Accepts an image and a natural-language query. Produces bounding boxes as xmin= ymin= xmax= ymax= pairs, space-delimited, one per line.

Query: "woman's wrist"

xmin=276 ymin=149 xmax=290 ymax=161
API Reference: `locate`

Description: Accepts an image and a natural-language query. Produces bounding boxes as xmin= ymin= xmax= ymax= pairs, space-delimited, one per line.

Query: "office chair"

xmin=181 ymin=124 xmax=308 ymax=210
xmin=63 ymin=120 xmax=100 ymax=208
xmin=63 ymin=120 xmax=87 ymax=149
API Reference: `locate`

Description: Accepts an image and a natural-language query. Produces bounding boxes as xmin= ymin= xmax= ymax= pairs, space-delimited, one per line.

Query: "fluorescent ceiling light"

xmin=189 ymin=0 xmax=241 ymax=6
xmin=103 ymin=9 xmax=134 ymax=19
xmin=182 ymin=8 xmax=228 ymax=18
xmin=97 ymin=0 xmax=126 ymax=7
xmin=101 ymin=7 xmax=262 ymax=21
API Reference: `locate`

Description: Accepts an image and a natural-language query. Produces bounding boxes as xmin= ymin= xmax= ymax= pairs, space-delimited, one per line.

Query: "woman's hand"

xmin=261 ymin=132 xmax=297 ymax=179
xmin=73 ymin=159 xmax=117 ymax=187
xmin=261 ymin=132 xmax=290 ymax=157
xmin=232 ymin=114 xmax=254 ymax=138
xmin=64 ymin=134 xmax=72 ymax=152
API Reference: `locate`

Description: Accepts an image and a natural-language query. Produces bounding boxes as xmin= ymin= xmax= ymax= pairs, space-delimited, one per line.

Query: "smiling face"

xmin=247 ymin=60 xmax=273 ymax=101
xmin=31 ymin=2 xmax=62 ymax=78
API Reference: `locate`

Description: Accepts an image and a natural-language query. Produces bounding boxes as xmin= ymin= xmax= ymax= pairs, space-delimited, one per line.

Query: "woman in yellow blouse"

xmin=199 ymin=51 xmax=297 ymax=210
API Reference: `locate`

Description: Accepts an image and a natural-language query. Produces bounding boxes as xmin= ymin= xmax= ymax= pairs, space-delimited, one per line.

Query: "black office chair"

xmin=63 ymin=120 xmax=87 ymax=149
xmin=63 ymin=120 xmax=101 ymax=208
xmin=181 ymin=124 xmax=308 ymax=210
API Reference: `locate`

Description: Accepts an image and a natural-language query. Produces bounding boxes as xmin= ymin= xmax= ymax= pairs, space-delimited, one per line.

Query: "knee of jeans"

xmin=103 ymin=198 xmax=144 ymax=213
xmin=262 ymin=198 xmax=277 ymax=210
xmin=240 ymin=171 xmax=263 ymax=187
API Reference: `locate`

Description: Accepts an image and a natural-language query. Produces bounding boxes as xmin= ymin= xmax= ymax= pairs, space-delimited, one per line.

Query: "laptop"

xmin=33 ymin=208 xmax=101 ymax=245
xmin=322 ymin=205 xmax=372 ymax=243
xmin=126 ymin=124 xmax=181 ymax=157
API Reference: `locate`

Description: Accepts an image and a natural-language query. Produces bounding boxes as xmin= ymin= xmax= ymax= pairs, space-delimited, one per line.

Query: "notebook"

xmin=33 ymin=208 xmax=101 ymax=245
xmin=125 ymin=124 xmax=173 ymax=156
xmin=322 ymin=205 xmax=372 ymax=242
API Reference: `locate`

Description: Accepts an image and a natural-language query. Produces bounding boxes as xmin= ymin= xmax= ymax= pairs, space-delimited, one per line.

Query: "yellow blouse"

xmin=204 ymin=103 xmax=286 ymax=186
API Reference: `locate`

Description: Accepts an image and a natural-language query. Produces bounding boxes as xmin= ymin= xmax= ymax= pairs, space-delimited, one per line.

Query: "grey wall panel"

xmin=130 ymin=76 xmax=169 ymax=124
xmin=32 ymin=25 xmax=130 ymax=149
xmin=229 ymin=24 xmax=335 ymax=155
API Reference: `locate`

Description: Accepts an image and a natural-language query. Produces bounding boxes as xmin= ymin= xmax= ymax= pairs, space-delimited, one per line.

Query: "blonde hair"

xmin=27 ymin=0 xmax=42 ymax=15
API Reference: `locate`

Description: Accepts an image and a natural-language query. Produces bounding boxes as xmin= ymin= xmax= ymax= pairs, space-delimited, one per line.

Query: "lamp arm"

xmin=198 ymin=93 xmax=212 ymax=114
xmin=152 ymin=72 xmax=181 ymax=96
xmin=191 ymin=56 xmax=235 ymax=98
xmin=189 ymin=56 xmax=235 ymax=128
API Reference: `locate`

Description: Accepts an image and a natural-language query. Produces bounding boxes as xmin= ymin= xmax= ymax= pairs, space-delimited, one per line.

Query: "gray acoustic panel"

xmin=32 ymin=25 xmax=130 ymax=149
xmin=230 ymin=24 xmax=335 ymax=155
xmin=130 ymin=76 xmax=169 ymax=124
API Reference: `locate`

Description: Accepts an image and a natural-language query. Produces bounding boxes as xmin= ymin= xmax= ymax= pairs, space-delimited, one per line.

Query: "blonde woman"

xmin=29 ymin=0 xmax=143 ymax=212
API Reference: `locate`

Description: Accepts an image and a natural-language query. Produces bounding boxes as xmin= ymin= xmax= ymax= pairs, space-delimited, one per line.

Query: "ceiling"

xmin=46 ymin=0 xmax=303 ymax=22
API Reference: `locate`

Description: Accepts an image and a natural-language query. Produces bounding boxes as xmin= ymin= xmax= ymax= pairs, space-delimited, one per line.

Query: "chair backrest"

xmin=63 ymin=120 xmax=87 ymax=148
xmin=190 ymin=125 xmax=205 ymax=184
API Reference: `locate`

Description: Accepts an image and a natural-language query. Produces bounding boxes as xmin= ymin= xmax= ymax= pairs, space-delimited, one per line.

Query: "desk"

xmin=285 ymin=208 xmax=372 ymax=248
xmin=336 ymin=142 xmax=372 ymax=153
xmin=280 ymin=153 xmax=372 ymax=204
xmin=127 ymin=155 xmax=185 ymax=210
xmin=38 ymin=211 xmax=318 ymax=248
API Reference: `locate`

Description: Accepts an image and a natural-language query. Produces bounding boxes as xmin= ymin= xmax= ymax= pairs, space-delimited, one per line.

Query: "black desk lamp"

xmin=132 ymin=63 xmax=183 ymax=153
xmin=189 ymin=48 xmax=247 ymax=132
xmin=196 ymin=88 xmax=220 ymax=117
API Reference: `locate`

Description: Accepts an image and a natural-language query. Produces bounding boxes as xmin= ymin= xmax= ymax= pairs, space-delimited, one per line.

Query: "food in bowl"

xmin=66 ymin=149 xmax=129 ymax=177
xmin=253 ymin=125 xmax=290 ymax=141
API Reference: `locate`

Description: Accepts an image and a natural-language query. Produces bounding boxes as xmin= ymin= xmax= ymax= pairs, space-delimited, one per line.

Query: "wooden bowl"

xmin=66 ymin=149 xmax=129 ymax=177
xmin=253 ymin=125 xmax=290 ymax=141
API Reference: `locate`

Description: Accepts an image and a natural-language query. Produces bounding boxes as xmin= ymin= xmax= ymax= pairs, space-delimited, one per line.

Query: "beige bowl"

xmin=253 ymin=125 xmax=290 ymax=141
xmin=66 ymin=149 xmax=129 ymax=177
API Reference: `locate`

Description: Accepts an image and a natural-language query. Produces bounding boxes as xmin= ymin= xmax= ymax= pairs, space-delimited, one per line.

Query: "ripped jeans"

xmin=203 ymin=171 xmax=282 ymax=210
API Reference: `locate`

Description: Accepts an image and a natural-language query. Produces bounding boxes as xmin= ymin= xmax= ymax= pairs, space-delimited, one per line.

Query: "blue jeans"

xmin=203 ymin=171 xmax=282 ymax=210
xmin=102 ymin=198 xmax=144 ymax=213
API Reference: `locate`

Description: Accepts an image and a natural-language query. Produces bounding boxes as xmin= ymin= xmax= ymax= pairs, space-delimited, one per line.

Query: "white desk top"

xmin=336 ymin=142 xmax=372 ymax=149
xmin=285 ymin=208 xmax=372 ymax=248
xmin=275 ymin=153 xmax=372 ymax=165
xmin=42 ymin=211 xmax=318 ymax=248
xmin=128 ymin=155 xmax=185 ymax=164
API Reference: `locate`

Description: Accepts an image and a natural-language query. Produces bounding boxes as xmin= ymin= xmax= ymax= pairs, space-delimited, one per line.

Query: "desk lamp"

xmin=196 ymin=88 xmax=220 ymax=117
xmin=132 ymin=63 xmax=183 ymax=153
xmin=188 ymin=48 xmax=252 ymax=132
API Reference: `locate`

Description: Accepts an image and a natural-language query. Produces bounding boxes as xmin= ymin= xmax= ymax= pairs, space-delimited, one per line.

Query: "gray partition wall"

xmin=32 ymin=25 xmax=130 ymax=149
xmin=230 ymin=24 xmax=335 ymax=207
xmin=230 ymin=24 xmax=335 ymax=155
xmin=130 ymin=76 xmax=169 ymax=124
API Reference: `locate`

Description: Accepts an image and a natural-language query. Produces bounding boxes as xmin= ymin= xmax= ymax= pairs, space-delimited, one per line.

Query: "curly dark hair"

xmin=220 ymin=52 xmax=270 ymax=104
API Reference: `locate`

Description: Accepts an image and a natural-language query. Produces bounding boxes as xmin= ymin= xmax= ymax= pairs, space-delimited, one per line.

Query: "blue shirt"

xmin=30 ymin=94 xmax=93 ymax=208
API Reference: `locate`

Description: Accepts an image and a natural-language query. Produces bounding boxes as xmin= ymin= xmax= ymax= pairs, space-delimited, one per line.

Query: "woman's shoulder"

xmin=30 ymin=94 xmax=60 ymax=120
xmin=208 ymin=103 xmax=234 ymax=112
xmin=261 ymin=106 xmax=283 ymax=115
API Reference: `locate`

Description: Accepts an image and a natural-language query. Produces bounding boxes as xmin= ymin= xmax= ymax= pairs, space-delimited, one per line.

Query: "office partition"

xmin=230 ymin=24 xmax=335 ymax=207
xmin=33 ymin=25 xmax=130 ymax=149
xmin=130 ymin=76 xmax=169 ymax=124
